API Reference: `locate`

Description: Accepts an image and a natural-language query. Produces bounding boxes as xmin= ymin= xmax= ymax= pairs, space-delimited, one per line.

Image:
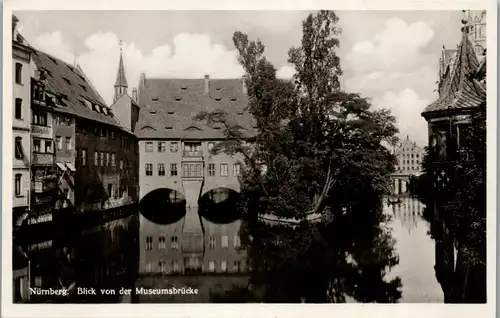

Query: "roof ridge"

xmin=423 ymin=22 xmax=483 ymax=115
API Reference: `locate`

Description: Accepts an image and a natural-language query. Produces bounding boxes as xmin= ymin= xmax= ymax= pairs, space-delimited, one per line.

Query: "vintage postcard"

xmin=2 ymin=0 xmax=497 ymax=317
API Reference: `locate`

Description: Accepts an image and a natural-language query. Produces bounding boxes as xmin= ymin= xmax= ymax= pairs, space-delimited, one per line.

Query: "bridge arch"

xmin=198 ymin=187 xmax=242 ymax=224
xmin=201 ymin=181 xmax=240 ymax=198
xmin=139 ymin=188 xmax=187 ymax=225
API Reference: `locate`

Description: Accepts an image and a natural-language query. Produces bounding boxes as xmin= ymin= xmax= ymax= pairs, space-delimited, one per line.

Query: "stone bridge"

xmin=139 ymin=175 xmax=241 ymax=233
xmin=391 ymin=173 xmax=412 ymax=195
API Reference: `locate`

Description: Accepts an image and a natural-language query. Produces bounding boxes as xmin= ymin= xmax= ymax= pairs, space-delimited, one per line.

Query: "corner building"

xmin=136 ymin=73 xmax=255 ymax=274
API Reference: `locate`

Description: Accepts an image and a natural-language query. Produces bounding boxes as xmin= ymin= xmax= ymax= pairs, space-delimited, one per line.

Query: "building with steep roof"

xmin=136 ymin=72 xmax=255 ymax=274
xmin=12 ymin=16 xmax=139 ymax=229
xmin=421 ymin=10 xmax=487 ymax=303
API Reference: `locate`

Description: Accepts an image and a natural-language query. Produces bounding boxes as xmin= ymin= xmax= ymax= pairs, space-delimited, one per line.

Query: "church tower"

xmin=114 ymin=47 xmax=128 ymax=102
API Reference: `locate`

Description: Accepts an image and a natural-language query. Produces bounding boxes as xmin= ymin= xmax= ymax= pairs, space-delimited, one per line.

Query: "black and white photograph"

xmin=3 ymin=1 xmax=496 ymax=317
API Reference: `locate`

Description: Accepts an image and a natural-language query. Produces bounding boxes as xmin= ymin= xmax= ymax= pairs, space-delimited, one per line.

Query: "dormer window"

xmin=62 ymin=77 xmax=71 ymax=85
xmin=79 ymin=84 xmax=87 ymax=91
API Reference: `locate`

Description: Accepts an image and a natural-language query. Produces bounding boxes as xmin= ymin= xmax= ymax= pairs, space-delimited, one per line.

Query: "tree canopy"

xmin=195 ymin=10 xmax=401 ymax=302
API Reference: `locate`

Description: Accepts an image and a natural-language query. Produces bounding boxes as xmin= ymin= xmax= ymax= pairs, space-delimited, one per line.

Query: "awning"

xmin=56 ymin=162 xmax=67 ymax=171
xmin=66 ymin=162 xmax=76 ymax=172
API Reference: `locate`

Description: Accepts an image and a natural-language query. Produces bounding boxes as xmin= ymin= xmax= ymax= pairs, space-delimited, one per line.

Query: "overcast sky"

xmin=15 ymin=10 xmax=468 ymax=146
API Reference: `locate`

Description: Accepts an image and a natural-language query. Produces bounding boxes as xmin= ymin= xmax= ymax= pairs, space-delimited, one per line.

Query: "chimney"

xmin=132 ymin=88 xmax=138 ymax=102
xmin=12 ymin=15 xmax=19 ymax=41
xmin=204 ymin=74 xmax=210 ymax=95
xmin=139 ymin=73 xmax=146 ymax=89
xmin=242 ymin=75 xmax=248 ymax=94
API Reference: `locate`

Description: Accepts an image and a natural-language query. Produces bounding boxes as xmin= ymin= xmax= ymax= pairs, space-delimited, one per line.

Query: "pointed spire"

xmin=422 ymin=12 xmax=484 ymax=115
xmin=114 ymin=42 xmax=128 ymax=88
xmin=113 ymin=41 xmax=128 ymax=102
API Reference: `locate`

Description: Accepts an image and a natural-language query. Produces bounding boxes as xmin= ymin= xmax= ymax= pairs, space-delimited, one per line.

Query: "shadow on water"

xmin=210 ymin=198 xmax=403 ymax=303
xmin=139 ymin=189 xmax=186 ymax=225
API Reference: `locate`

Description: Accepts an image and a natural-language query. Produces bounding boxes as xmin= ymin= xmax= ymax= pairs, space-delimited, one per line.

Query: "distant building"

xmin=394 ymin=136 xmax=424 ymax=175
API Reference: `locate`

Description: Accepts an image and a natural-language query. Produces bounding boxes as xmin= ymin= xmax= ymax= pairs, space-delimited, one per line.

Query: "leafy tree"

xmin=195 ymin=10 xmax=401 ymax=302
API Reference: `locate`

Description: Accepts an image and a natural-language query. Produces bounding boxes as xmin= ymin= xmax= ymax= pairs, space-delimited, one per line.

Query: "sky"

xmin=15 ymin=10 xmax=468 ymax=146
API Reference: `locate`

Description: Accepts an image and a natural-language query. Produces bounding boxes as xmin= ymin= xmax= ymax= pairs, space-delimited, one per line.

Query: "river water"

xmin=14 ymin=197 xmax=443 ymax=303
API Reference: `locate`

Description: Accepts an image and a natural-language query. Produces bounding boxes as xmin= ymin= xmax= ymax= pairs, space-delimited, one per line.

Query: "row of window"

xmin=77 ymin=149 xmax=126 ymax=170
xmin=144 ymin=163 xmax=241 ymax=177
xmin=55 ymin=136 xmax=73 ymax=151
xmin=145 ymin=235 xmax=240 ymax=250
xmin=146 ymin=141 xmax=179 ymax=153
xmin=401 ymin=153 xmax=419 ymax=158
xmin=33 ymin=138 xmax=52 ymax=154
xmin=144 ymin=260 xmax=243 ymax=273
xmin=400 ymin=159 xmax=420 ymax=165
xmin=145 ymin=141 xmax=216 ymax=155
xmin=396 ymin=166 xmax=421 ymax=171
xmin=79 ymin=125 xmax=134 ymax=150
xmin=93 ymin=151 xmax=116 ymax=167
xmin=32 ymin=110 xmax=49 ymax=126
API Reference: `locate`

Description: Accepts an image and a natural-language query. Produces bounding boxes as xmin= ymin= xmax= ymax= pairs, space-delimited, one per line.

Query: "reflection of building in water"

xmin=391 ymin=198 xmax=424 ymax=233
xmin=17 ymin=214 xmax=139 ymax=303
xmin=139 ymin=215 xmax=246 ymax=274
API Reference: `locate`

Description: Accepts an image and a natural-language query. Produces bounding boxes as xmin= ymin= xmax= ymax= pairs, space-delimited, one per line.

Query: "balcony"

xmin=32 ymin=152 xmax=54 ymax=165
xmin=31 ymin=124 xmax=52 ymax=139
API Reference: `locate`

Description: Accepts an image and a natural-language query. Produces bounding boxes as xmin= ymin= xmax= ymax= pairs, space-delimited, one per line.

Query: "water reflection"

xmin=13 ymin=214 xmax=139 ymax=303
xmin=14 ymin=197 xmax=444 ymax=303
xmin=385 ymin=197 xmax=444 ymax=302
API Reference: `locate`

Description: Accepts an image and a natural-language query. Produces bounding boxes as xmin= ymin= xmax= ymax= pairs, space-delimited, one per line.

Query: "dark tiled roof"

xmin=114 ymin=52 xmax=127 ymax=88
xmin=135 ymin=78 xmax=256 ymax=139
xmin=31 ymin=49 xmax=124 ymax=128
xmin=423 ymin=28 xmax=486 ymax=116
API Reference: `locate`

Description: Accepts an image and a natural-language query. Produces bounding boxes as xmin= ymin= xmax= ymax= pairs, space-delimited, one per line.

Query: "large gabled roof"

xmin=31 ymin=49 xmax=124 ymax=128
xmin=422 ymin=24 xmax=486 ymax=117
xmin=135 ymin=77 xmax=256 ymax=139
